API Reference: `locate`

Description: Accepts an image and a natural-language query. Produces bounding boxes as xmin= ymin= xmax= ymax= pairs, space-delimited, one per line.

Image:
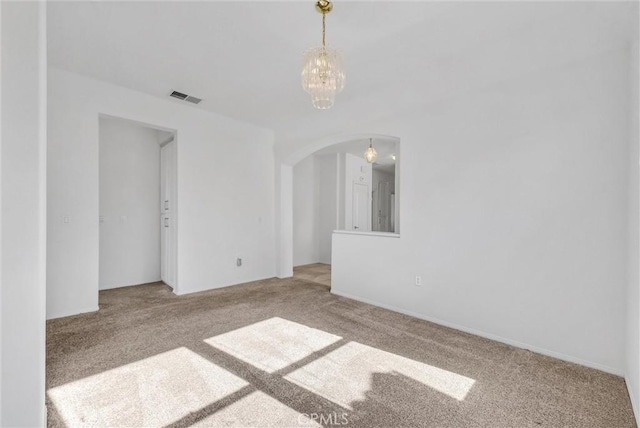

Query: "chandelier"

xmin=301 ymin=0 xmax=345 ymax=109
xmin=364 ymin=138 xmax=378 ymax=163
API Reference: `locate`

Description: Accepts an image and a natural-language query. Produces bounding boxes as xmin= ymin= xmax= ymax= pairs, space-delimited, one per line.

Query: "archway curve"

xmin=277 ymin=132 xmax=401 ymax=278
xmin=281 ymin=132 xmax=401 ymax=167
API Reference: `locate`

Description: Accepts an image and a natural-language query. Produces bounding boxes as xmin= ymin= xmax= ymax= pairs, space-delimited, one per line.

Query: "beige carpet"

xmin=46 ymin=276 xmax=636 ymax=427
xmin=293 ymin=263 xmax=331 ymax=288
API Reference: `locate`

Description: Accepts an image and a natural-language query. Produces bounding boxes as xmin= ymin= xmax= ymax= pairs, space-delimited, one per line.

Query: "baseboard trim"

xmin=99 ymin=279 xmax=162 ymax=291
xmin=173 ymin=275 xmax=276 ymax=296
xmin=46 ymin=306 xmax=99 ymax=321
xmin=626 ymin=377 xmax=640 ymax=426
xmin=331 ymin=290 xmax=624 ymax=376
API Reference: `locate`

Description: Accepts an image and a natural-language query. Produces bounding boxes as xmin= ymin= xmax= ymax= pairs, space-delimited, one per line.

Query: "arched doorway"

xmin=276 ymin=133 xmax=400 ymax=279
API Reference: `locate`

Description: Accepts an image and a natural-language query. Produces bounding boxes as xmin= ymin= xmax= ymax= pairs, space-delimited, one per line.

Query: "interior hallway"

xmin=46 ymin=277 xmax=635 ymax=427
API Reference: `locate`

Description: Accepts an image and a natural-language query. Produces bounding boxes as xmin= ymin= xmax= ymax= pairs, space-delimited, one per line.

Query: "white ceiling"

xmin=48 ymin=1 xmax=636 ymax=146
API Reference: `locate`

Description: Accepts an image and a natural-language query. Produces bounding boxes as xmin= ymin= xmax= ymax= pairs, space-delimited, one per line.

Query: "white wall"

xmin=626 ymin=29 xmax=640 ymax=421
xmin=48 ymin=68 xmax=275 ymax=319
xmin=276 ymin=165 xmax=294 ymax=278
xmin=0 ymin=1 xmax=47 ymax=425
xmin=317 ymin=154 xmax=338 ymax=264
xmin=293 ymin=156 xmax=318 ymax=266
xmin=99 ymin=117 xmax=161 ymax=289
xmin=1 ymin=4 xmax=4 ymax=420
xmin=328 ymin=48 xmax=631 ymax=374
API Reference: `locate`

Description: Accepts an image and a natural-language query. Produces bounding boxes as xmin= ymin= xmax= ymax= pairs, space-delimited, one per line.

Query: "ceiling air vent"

xmin=184 ymin=95 xmax=202 ymax=104
xmin=169 ymin=90 xmax=202 ymax=105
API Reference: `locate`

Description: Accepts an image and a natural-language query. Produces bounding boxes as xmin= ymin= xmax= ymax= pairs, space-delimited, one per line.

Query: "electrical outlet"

xmin=236 ymin=258 xmax=242 ymax=267
xmin=415 ymin=276 xmax=422 ymax=286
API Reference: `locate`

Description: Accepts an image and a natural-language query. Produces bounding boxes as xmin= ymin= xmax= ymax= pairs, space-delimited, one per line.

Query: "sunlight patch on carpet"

xmin=204 ymin=317 xmax=342 ymax=373
xmin=284 ymin=341 xmax=476 ymax=409
xmin=47 ymin=347 xmax=249 ymax=427
xmin=190 ymin=391 xmax=322 ymax=427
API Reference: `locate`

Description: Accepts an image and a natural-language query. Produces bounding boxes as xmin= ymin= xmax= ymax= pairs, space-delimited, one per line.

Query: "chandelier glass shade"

xmin=364 ymin=138 xmax=378 ymax=163
xmin=302 ymin=47 xmax=345 ymax=109
xmin=302 ymin=1 xmax=345 ymax=109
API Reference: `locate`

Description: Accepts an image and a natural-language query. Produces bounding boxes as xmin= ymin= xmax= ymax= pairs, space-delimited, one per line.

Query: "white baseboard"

xmin=46 ymin=306 xmax=99 ymax=321
xmin=626 ymin=377 xmax=640 ymax=426
xmin=331 ymin=290 xmax=624 ymax=376
xmin=173 ymin=275 xmax=276 ymax=296
xmin=99 ymin=278 xmax=162 ymax=291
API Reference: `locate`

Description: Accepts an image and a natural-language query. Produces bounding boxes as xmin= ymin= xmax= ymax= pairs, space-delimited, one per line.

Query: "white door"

xmin=160 ymin=139 xmax=177 ymax=289
xmin=352 ymin=182 xmax=371 ymax=232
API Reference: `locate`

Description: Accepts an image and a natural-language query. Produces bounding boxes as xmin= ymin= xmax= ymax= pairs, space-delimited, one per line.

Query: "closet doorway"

xmin=98 ymin=116 xmax=178 ymax=292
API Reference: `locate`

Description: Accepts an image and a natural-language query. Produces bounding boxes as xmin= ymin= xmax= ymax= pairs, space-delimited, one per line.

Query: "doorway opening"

xmin=291 ymin=136 xmax=400 ymax=287
xmin=98 ymin=116 xmax=178 ymax=293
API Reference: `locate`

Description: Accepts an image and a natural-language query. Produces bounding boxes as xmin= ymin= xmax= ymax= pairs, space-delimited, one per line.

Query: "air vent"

xmin=169 ymin=91 xmax=188 ymax=100
xmin=169 ymin=90 xmax=202 ymax=105
xmin=184 ymin=95 xmax=202 ymax=104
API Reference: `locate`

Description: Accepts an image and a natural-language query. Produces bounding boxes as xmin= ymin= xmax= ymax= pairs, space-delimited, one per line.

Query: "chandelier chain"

xmin=322 ymin=12 xmax=326 ymax=48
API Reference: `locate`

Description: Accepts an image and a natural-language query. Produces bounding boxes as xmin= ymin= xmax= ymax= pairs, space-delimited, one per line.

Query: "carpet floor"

xmin=46 ymin=276 xmax=636 ymax=428
xmin=293 ymin=263 xmax=332 ymax=288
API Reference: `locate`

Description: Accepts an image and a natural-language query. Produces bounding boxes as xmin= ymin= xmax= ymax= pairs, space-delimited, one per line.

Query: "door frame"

xmin=160 ymin=135 xmax=178 ymax=292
